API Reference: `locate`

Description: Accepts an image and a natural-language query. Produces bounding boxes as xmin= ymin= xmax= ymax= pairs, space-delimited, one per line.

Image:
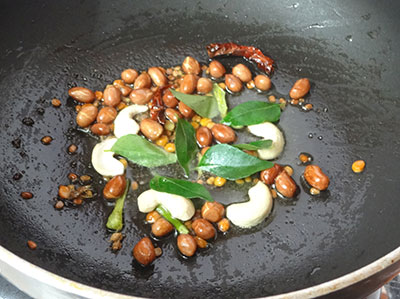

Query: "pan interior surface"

xmin=0 ymin=0 xmax=400 ymax=297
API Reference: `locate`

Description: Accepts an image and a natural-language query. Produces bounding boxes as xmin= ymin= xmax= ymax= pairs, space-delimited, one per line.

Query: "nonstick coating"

xmin=1 ymin=0 xmax=400 ymax=298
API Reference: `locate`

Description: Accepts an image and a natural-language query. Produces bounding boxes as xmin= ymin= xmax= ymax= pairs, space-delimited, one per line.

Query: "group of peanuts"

xmin=134 ymin=201 xmax=228 ymax=265
xmin=68 ymin=53 xmax=312 ymax=154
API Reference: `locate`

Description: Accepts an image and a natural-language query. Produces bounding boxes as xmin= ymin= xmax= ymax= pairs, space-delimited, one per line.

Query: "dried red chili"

xmin=206 ymin=42 xmax=274 ymax=75
xmin=149 ymin=86 xmax=170 ymax=124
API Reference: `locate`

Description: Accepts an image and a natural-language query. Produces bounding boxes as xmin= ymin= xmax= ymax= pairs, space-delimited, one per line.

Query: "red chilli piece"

xmin=206 ymin=42 xmax=274 ymax=75
xmin=148 ymin=86 xmax=168 ymax=125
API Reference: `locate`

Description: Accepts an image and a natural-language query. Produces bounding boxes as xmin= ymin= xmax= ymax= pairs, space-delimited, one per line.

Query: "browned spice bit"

xmin=73 ymin=198 xmax=83 ymax=205
xmin=22 ymin=117 xmax=34 ymax=126
xmin=110 ymin=232 xmax=123 ymax=242
xmin=78 ymin=186 xmax=93 ymax=199
xmin=27 ymin=240 xmax=37 ymax=250
xmin=80 ymin=175 xmax=91 ymax=183
xmin=131 ymin=181 xmax=139 ymax=191
xmin=303 ymin=103 xmax=313 ymax=111
xmin=54 ymin=200 xmax=64 ymax=210
xmin=271 ymin=189 xmax=278 ymax=199
xmin=68 ymin=144 xmax=77 ymax=154
xmin=51 ymin=98 xmax=61 ymax=107
xmin=310 ymin=187 xmax=320 ymax=195
xmin=154 ymin=247 xmax=163 ymax=257
xmin=21 ymin=192 xmax=33 ymax=199
xmin=58 ymin=185 xmax=71 ymax=199
xmin=279 ymin=98 xmax=287 ymax=105
xmin=268 ymin=95 xmax=276 ymax=103
xmin=110 ymin=232 xmax=124 ymax=251
xmin=41 ymin=136 xmax=53 ymax=145
xmin=195 ymin=236 xmax=208 ymax=248
xmin=13 ymin=173 xmax=23 ymax=180
xmin=68 ymin=172 xmax=78 ymax=182
xmin=217 ymin=218 xmax=230 ymax=233
xmin=112 ymin=240 xmax=122 ymax=251
xmin=290 ymin=99 xmax=299 ymax=105
xmin=146 ymin=211 xmax=161 ymax=224
xmin=184 ymin=220 xmax=192 ymax=231
xmin=283 ymin=165 xmax=294 ymax=176
xmin=246 ymin=80 xmax=255 ymax=89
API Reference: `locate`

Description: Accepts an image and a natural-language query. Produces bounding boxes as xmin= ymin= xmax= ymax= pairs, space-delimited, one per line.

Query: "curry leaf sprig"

xmin=175 ymin=118 xmax=198 ymax=176
xmin=222 ymin=101 xmax=281 ymax=127
xmin=150 ymin=175 xmax=213 ymax=202
xmin=110 ymin=134 xmax=176 ymax=168
xmin=198 ymin=144 xmax=273 ymax=180
xmin=233 ymin=140 xmax=272 ymax=151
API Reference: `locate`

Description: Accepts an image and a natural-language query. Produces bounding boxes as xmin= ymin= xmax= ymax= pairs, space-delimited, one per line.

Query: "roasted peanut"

xmin=121 ymin=69 xmax=139 ymax=84
xmin=209 ymin=60 xmax=226 ymax=78
xmin=196 ymin=126 xmax=212 ymax=147
xmin=304 ymin=165 xmax=330 ymax=190
xmin=197 ymin=77 xmax=213 ymax=94
xmin=119 ymin=85 xmax=132 ymax=97
xmin=103 ymin=85 xmax=121 ymax=107
xmin=148 ymin=67 xmax=167 ymax=87
xmin=91 ymin=123 xmax=110 ymax=135
xmin=134 ymin=73 xmax=152 ymax=89
xmin=211 ymin=124 xmax=236 ymax=143
xmin=103 ymin=175 xmax=127 ymax=200
xmin=133 ymin=237 xmax=156 ymax=266
xmin=97 ymin=107 xmax=117 ymax=124
xmin=289 ymin=78 xmax=310 ymax=99
xmin=165 ymin=108 xmax=182 ymax=123
xmin=201 ymin=201 xmax=225 ymax=223
xmin=76 ymin=104 xmax=98 ymax=127
xmin=225 ymin=74 xmax=243 ymax=93
xmin=192 ymin=219 xmax=215 ymax=240
xmin=232 ymin=63 xmax=252 ymax=83
xmin=129 ymin=88 xmax=153 ymax=105
xmin=162 ymin=89 xmax=178 ymax=107
xmin=182 ymin=56 xmax=201 ymax=75
xmin=260 ymin=164 xmax=283 ymax=185
xmin=275 ymin=170 xmax=297 ymax=198
xmin=151 ymin=218 xmax=174 ymax=237
xmin=68 ymin=87 xmax=95 ymax=103
xmin=140 ymin=118 xmax=164 ymax=141
xmin=254 ymin=74 xmax=272 ymax=91
xmin=178 ymin=101 xmax=194 ymax=118
xmin=177 ymin=234 xmax=197 ymax=257
xmin=181 ymin=74 xmax=197 ymax=94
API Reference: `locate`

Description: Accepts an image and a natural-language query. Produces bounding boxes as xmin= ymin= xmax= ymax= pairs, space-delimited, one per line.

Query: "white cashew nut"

xmin=247 ymin=122 xmax=285 ymax=160
xmin=226 ymin=181 xmax=273 ymax=228
xmin=91 ymin=137 xmax=124 ymax=177
xmin=113 ymin=104 xmax=148 ymax=138
xmin=137 ymin=189 xmax=195 ymax=221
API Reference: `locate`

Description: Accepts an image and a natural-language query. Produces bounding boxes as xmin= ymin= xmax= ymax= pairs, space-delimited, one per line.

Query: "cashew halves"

xmin=91 ymin=137 xmax=124 ymax=177
xmin=137 ymin=189 xmax=195 ymax=221
xmin=247 ymin=122 xmax=285 ymax=160
xmin=226 ymin=181 xmax=273 ymax=228
xmin=113 ymin=104 xmax=148 ymax=138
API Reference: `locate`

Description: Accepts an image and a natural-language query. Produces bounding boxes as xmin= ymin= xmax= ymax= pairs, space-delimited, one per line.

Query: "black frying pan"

xmin=1 ymin=0 xmax=400 ymax=298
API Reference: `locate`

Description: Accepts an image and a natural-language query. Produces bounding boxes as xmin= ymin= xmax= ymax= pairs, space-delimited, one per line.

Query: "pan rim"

xmin=1 ymin=245 xmax=399 ymax=298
